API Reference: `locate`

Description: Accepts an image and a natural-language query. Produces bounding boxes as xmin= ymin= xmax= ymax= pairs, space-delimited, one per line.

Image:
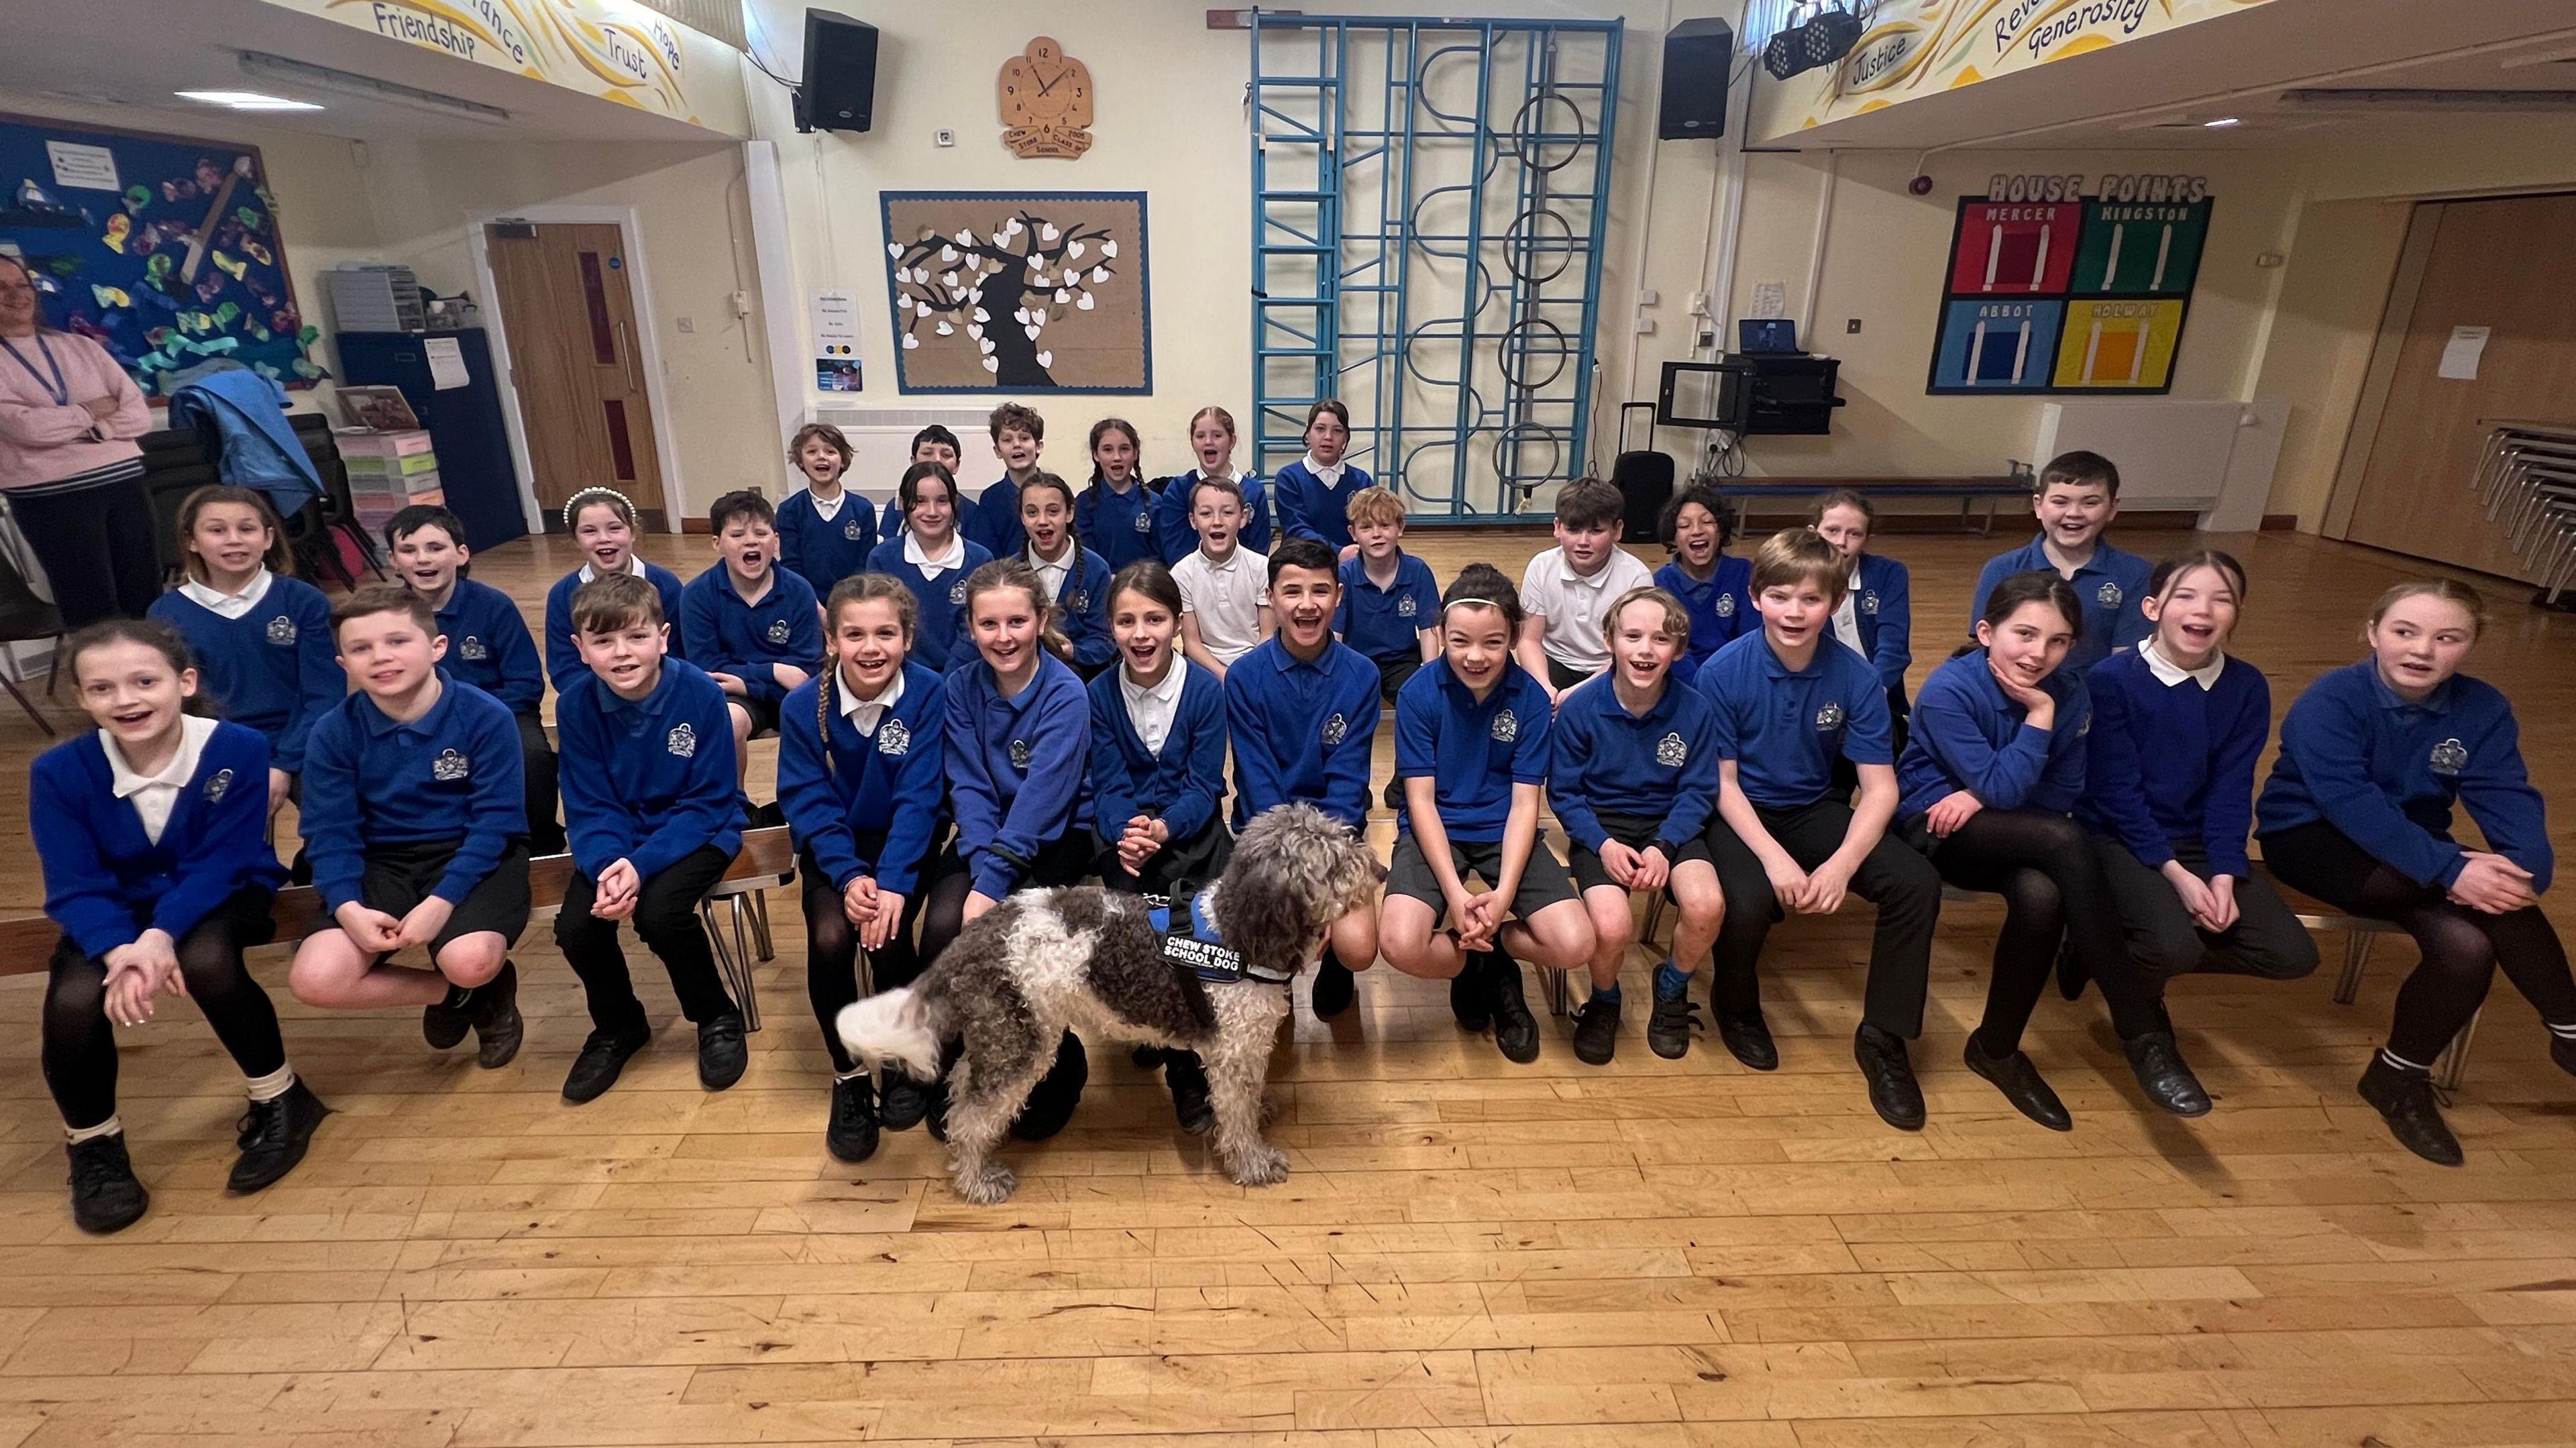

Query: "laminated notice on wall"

xmin=2437 ymin=325 xmax=2489 ymax=382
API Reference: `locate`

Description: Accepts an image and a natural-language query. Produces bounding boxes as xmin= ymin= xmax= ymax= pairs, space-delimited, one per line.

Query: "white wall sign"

xmin=810 ymin=289 xmax=858 ymax=357
xmin=44 ymin=141 xmax=118 ymax=192
xmin=2436 ymin=325 xmax=2489 ymax=382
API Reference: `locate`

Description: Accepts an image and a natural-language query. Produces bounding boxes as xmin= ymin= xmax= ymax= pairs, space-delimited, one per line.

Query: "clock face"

xmin=1000 ymin=37 xmax=1095 ymax=158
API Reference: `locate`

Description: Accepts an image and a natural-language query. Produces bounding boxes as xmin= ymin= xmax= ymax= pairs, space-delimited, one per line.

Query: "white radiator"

xmin=2031 ymin=399 xmax=2286 ymax=531
xmin=806 ymin=406 xmax=994 ymax=512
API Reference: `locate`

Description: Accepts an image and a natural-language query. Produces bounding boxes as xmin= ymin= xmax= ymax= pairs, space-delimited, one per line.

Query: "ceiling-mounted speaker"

xmin=798 ymin=9 xmax=879 ymax=134
xmin=1658 ymin=17 xmax=1735 ymax=140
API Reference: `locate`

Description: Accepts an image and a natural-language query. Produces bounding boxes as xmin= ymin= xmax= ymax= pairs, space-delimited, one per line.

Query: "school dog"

xmin=839 ymin=803 xmax=1383 ymax=1205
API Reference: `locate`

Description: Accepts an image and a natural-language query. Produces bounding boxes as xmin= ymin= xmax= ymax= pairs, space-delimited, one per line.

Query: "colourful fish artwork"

xmin=144 ymin=254 xmax=174 ymax=281
xmin=15 ymin=178 xmax=66 ymax=212
xmin=91 ymin=284 xmax=131 ymax=309
xmin=101 ymin=215 xmax=130 ymax=253
xmin=242 ymin=240 xmax=272 ymax=267
xmin=160 ymin=178 xmax=199 ymax=202
xmin=193 ymin=272 xmax=224 ymax=302
xmin=210 ymin=250 xmax=248 ymax=280
xmin=123 ymin=184 xmax=150 ymax=215
xmin=235 ymin=206 xmax=264 ymax=232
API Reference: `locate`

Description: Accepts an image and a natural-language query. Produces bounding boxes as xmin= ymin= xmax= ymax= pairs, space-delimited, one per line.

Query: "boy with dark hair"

xmin=878 ymin=424 xmax=972 ymax=540
xmin=553 ymin=571 xmax=749 ymax=1103
xmin=964 ymin=402 xmax=1046 ymax=561
xmin=777 ymin=422 xmax=875 ymax=598
xmin=1970 ymin=449 xmax=2151 ymax=677
xmin=384 ymin=504 xmax=562 ymax=853
xmin=1332 ymin=485 xmax=1440 ymax=702
xmin=1699 ymin=529 xmax=1944 ymax=1131
xmin=680 ymin=489 xmax=822 ymax=807
xmin=286 ymin=584 xmax=531 ymax=1070
xmin=1517 ymin=476 xmax=1655 ymax=700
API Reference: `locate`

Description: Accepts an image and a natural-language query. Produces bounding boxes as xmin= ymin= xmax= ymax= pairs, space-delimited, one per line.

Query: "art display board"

xmin=879 ymin=191 xmax=1150 ymax=394
xmin=1927 ymin=180 xmax=2211 ymax=395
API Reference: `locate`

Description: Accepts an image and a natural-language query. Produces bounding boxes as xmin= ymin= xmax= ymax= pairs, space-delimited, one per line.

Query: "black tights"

xmin=42 ymin=891 xmax=286 ymax=1130
xmin=2263 ymin=821 xmax=2576 ymax=1065
xmin=802 ymin=851 xmax=928 ymax=1075
xmin=918 ymin=833 xmax=1096 ymax=968
xmin=1929 ymin=809 xmax=2163 ymax=1053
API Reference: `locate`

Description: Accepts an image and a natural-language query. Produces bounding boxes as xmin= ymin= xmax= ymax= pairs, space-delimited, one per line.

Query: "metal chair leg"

xmin=702 ymin=896 xmax=763 ymax=1032
xmin=1542 ymin=965 xmax=1570 ymax=1018
xmin=2436 ymin=1007 xmax=2480 ymax=1093
xmin=2332 ymin=932 xmax=2372 ymax=1005
xmin=3 ymin=672 xmax=54 ymax=736
xmin=855 ymin=945 xmax=876 ymax=999
xmin=1639 ymin=894 xmax=1668 ymax=948
xmin=748 ymin=888 xmax=775 ymax=962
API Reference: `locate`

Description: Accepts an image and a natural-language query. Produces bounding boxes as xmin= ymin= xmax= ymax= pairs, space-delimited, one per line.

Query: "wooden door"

xmin=2343 ymin=195 xmax=2576 ymax=579
xmin=484 ymin=222 xmax=669 ymax=531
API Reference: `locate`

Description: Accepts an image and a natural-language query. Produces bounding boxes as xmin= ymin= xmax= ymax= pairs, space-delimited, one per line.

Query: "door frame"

xmin=468 ymin=205 xmax=690 ymax=534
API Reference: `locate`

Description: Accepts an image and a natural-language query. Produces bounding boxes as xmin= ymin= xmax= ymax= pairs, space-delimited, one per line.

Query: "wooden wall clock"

xmin=998 ymin=36 xmax=1094 ymax=159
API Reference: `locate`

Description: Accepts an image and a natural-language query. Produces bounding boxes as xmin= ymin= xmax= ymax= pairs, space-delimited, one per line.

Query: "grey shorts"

xmin=1386 ymin=833 xmax=1581 ymax=920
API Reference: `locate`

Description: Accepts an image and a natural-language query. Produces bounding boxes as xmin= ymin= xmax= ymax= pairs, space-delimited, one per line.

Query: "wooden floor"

xmin=2 ymin=524 xmax=2574 ymax=1447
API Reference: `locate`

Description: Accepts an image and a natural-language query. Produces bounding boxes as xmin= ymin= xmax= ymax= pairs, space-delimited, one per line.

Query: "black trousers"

xmin=11 ymin=475 xmax=162 ymax=628
xmin=1925 ymin=809 xmax=2163 ymax=1051
xmin=515 ymin=710 xmax=564 ymax=855
xmin=2262 ymin=820 xmax=2576 ymax=1065
xmin=2090 ymin=835 xmax=2318 ymax=985
xmin=802 ymin=840 xmax=929 ymax=1075
xmin=1705 ymin=799 xmax=1943 ymax=1038
xmin=43 ymin=889 xmax=284 ymax=1129
xmin=554 ymin=844 xmax=736 ymax=1036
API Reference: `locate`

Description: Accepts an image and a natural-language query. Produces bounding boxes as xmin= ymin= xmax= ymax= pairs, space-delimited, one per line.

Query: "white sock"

xmin=835 ymin=1066 xmax=869 ymax=1083
xmin=2378 ymin=1046 xmax=2431 ymax=1074
xmin=244 ymin=1064 xmax=297 ymax=1103
xmin=65 ymin=1115 xmax=122 ymax=1145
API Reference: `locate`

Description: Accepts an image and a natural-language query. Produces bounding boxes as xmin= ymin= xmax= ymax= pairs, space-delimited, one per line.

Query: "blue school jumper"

xmin=1697 ymin=631 xmax=1895 ymax=811
xmin=1334 ymin=552 xmax=1440 ymax=665
xmin=1546 ymin=672 xmax=1722 ymax=856
xmin=1155 ymin=470 xmax=1273 ymax=565
xmin=1894 ymin=649 xmax=2090 ymax=820
xmin=1273 ymin=458 xmax=1374 ymax=552
xmin=1075 ymin=478 xmax=1163 ymax=572
xmin=301 ymin=676 xmax=527 ymax=915
xmin=1036 ymin=545 xmax=1116 ymax=673
xmin=775 ymin=487 xmax=877 ymax=600
xmin=1395 ymin=657 xmax=1554 ymax=844
xmin=775 ymin=662 xmax=947 ymax=895
xmin=2080 ymin=647 xmax=2269 ymax=878
xmin=878 ymin=490 xmax=983 ymax=545
xmin=679 ymin=564 xmax=823 ymax=707
xmin=32 ymin=722 xmax=288 ymax=959
xmin=148 ymin=575 xmax=340 ymax=774
xmin=967 ymin=477 xmax=1028 ymax=561
xmin=1654 ymin=555 xmax=1756 ymax=687
xmin=554 ymin=659 xmax=743 ymax=884
xmin=946 ymin=652 xmax=1093 ymax=898
xmin=1848 ymin=553 xmax=1914 ymax=698
xmin=2258 ymin=661 xmax=2553 ymax=892
xmin=1223 ymin=636 xmax=1381 ymax=831
xmin=433 ymin=577 xmax=543 ymax=715
xmin=865 ymin=535 xmax=995 ymax=673
xmin=1089 ymin=661 xmax=1228 ymax=847
xmin=1970 ymin=535 xmax=2152 ymax=677
xmin=543 ymin=561 xmax=686 ymax=693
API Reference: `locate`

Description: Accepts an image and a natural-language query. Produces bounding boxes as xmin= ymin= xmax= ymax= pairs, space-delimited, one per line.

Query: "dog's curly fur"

xmin=838 ymin=803 xmax=1383 ymax=1204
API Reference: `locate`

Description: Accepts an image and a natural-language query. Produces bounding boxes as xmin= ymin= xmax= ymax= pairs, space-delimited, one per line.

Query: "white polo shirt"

xmin=1518 ymin=545 xmax=1654 ymax=672
xmin=1173 ymin=544 xmax=1270 ymax=665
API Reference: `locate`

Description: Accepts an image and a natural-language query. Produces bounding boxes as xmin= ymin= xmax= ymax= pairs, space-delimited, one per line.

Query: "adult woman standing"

xmin=0 ymin=254 xmax=160 ymax=627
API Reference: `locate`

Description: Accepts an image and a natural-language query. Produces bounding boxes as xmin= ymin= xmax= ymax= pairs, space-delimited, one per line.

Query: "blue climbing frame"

xmin=1250 ymin=15 xmax=1621 ymax=523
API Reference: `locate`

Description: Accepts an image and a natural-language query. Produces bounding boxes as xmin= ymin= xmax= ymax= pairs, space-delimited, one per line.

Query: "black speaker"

xmin=1658 ymin=17 xmax=1734 ymax=140
xmin=799 ymin=9 xmax=878 ymax=133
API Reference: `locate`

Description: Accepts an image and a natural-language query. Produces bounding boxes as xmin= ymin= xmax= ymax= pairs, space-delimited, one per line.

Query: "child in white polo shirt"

xmin=1172 ymin=474 xmax=1273 ymax=683
xmin=1516 ymin=476 xmax=1655 ymax=702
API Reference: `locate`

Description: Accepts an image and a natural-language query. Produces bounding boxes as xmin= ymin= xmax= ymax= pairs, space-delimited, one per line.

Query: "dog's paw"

xmin=1225 ymin=1144 xmax=1291 ymax=1188
xmin=954 ymin=1162 xmax=1018 ymax=1205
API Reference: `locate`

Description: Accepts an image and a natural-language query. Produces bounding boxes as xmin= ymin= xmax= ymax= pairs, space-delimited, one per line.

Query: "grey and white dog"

xmin=837 ymin=803 xmax=1383 ymax=1205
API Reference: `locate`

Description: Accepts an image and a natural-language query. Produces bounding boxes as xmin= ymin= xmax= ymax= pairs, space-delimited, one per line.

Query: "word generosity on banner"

xmin=257 ymin=0 xmax=698 ymax=124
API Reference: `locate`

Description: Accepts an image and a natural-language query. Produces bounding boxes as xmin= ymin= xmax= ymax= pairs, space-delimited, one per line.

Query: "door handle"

xmin=616 ymin=321 xmax=640 ymax=391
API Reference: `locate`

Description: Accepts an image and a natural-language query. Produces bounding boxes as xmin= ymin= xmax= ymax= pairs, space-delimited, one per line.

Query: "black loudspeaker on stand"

xmin=1658 ymin=17 xmax=1734 ymax=140
xmin=798 ymin=9 xmax=879 ymax=134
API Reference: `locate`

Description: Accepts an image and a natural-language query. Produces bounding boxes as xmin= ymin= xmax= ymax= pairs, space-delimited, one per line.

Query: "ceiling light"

xmin=235 ymin=50 xmax=511 ymax=125
xmin=2202 ymin=117 xmax=2241 ymax=128
xmin=176 ymin=90 xmax=323 ymax=112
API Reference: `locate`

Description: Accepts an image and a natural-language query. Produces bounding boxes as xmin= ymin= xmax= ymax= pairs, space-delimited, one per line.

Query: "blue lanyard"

xmin=1 ymin=334 xmax=69 ymax=407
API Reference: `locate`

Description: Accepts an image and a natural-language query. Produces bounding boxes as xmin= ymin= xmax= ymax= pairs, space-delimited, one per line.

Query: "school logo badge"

xmin=1397 ymin=594 xmax=1418 ymax=618
xmin=431 ymin=748 xmax=470 ymax=783
xmin=1010 ymin=738 xmax=1032 ymax=769
xmin=1861 ymin=591 xmax=1880 ymax=616
xmin=766 ymin=618 xmax=792 ymax=646
xmin=1656 ymin=731 xmax=1687 ymax=768
xmin=459 ymin=635 xmax=488 ymax=661
xmin=949 ymin=579 xmax=969 ymax=605
xmin=667 ymin=722 xmax=698 ymax=758
xmin=1321 ymin=712 xmax=1348 ymax=746
xmin=843 ymin=518 xmax=865 ymax=541
xmin=2429 ymin=737 xmax=2467 ymax=776
xmin=877 ymin=718 xmax=910 ymax=756
xmin=2096 ymin=581 xmax=2123 ymax=608
xmin=202 ymin=767 xmax=233 ymax=804
xmin=1714 ymin=594 xmax=1735 ymax=618
xmin=1134 ymin=510 xmax=1154 ymax=533
xmin=1815 ymin=700 xmax=1846 ymax=731
xmin=1491 ymin=709 xmax=1519 ymax=743
xmin=264 ymin=615 xmax=297 ymax=645
xmin=1063 ymin=590 xmax=1088 ymax=613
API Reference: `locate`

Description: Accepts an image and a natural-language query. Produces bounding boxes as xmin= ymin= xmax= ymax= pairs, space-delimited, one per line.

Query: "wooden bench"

xmin=0 ymin=827 xmax=799 ymax=1031
xmin=1720 ymin=476 xmax=2032 ymax=534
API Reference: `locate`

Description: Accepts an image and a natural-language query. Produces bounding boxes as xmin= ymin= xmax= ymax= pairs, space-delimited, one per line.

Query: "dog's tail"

xmin=837 ymin=987 xmax=943 ymax=1081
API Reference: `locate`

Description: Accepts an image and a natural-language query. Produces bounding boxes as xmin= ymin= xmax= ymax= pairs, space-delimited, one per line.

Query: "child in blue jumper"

xmin=1970 ymin=451 xmax=2151 ymax=679
xmin=1273 ymin=399 xmax=1374 ymax=560
xmin=1811 ymin=490 xmax=1913 ymax=741
xmin=964 ymin=402 xmax=1046 ymax=561
xmin=286 ymin=586 xmax=530 ymax=1070
xmin=2259 ymin=579 xmax=2576 ymax=1166
xmin=680 ymin=489 xmax=822 ymax=807
xmin=1381 ymin=563 xmax=1597 ymax=1064
xmin=866 ymin=461 xmax=994 ymax=673
xmin=147 ymin=485 xmax=339 ymax=823
xmin=1652 ymin=484 xmax=1755 ymax=688
xmin=778 ymin=573 xmax=949 ymax=1162
xmin=551 ymin=571 xmax=748 ymax=1105
xmin=543 ymin=487 xmax=686 ymax=693
xmin=1896 ymin=571 xmax=2206 ymax=1131
xmin=1019 ymin=471 xmax=1115 ymax=677
xmin=1333 ymin=486 xmax=1440 ymax=704
xmin=1155 ymin=405 xmax=1272 ymax=563
xmin=384 ymin=504 xmax=563 ymax=854
xmin=1074 ymin=418 xmax=1161 ymax=572
xmin=1548 ymin=586 xmax=1724 ymax=1066
xmin=877 ymin=424 xmax=971 ymax=541
xmin=920 ymin=559 xmax=1096 ymax=1140
xmin=33 ymin=620 xmax=325 ymax=1234
xmin=776 ymin=422 xmax=876 ymax=599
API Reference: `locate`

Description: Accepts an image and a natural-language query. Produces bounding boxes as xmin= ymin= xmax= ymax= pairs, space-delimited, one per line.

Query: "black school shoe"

xmin=1715 ymin=1006 xmax=1779 ymax=1071
xmin=1485 ymin=952 xmax=1540 ymax=1064
xmin=1647 ymin=996 xmax=1702 ymax=1060
xmin=879 ymin=1072 xmax=932 ymax=1131
xmin=1854 ymin=1023 xmax=1926 ymax=1131
xmin=2123 ymin=1030 xmax=2212 ymax=1117
xmin=698 ymin=1013 xmax=749 ymax=1091
xmin=1571 ymin=993 xmax=1621 ymax=1066
xmin=1164 ymin=1049 xmax=1216 ymax=1135
xmin=66 ymin=1134 xmax=149 ymax=1235
xmin=2358 ymin=1054 xmax=2463 ymax=1166
xmin=230 ymin=1080 xmax=331 ymax=1193
xmin=1010 ymin=1034 xmax=1090 ymax=1141
xmin=1964 ymin=1034 xmax=2071 ymax=1131
xmin=422 ymin=985 xmax=474 ymax=1051
xmin=826 ymin=1074 xmax=880 ymax=1163
xmin=1449 ymin=955 xmax=1491 ymax=1033
xmin=563 ymin=1025 xmax=652 ymax=1104
xmin=1309 ymin=955 xmax=1356 ymax=1017
xmin=471 ymin=962 xmax=525 ymax=1069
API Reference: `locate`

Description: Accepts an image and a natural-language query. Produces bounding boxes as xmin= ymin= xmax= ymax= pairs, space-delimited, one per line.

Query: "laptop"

xmin=1737 ymin=317 xmax=1801 ymax=355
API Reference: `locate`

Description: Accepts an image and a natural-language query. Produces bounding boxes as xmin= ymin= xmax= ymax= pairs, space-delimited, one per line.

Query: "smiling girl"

xmin=867 ymin=461 xmax=996 ymax=672
xmin=1652 ymin=484 xmax=1754 ymax=687
xmin=541 ymin=487 xmax=686 ymax=691
xmin=1155 ymin=404 xmax=1271 ymax=563
xmin=1020 ymin=471 xmax=1114 ymax=676
xmin=1074 ymin=417 xmax=1160 ymax=571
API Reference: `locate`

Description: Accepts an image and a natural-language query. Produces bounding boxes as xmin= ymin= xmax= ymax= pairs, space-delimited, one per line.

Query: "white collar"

xmin=1026 ymin=541 xmax=1075 ymax=572
xmin=808 ymin=488 xmax=847 ymax=520
xmin=1120 ymin=657 xmax=1188 ymax=709
xmin=1197 ymin=544 xmax=1247 ymax=573
xmin=2141 ymin=640 xmax=2226 ymax=691
xmin=903 ymin=530 xmax=965 ymax=572
xmin=1302 ymin=453 xmax=1344 ymax=485
xmin=1554 ymin=549 xmax=1617 ymax=590
xmin=178 ymin=567 xmax=273 ymax=614
xmin=104 ymin=714 xmax=217 ymax=799
xmin=837 ymin=668 xmax=905 ymax=720
xmin=578 ymin=555 xmax=649 ymax=585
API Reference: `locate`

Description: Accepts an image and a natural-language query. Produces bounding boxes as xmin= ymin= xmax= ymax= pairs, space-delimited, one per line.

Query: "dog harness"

xmin=1150 ymin=891 xmax=1295 ymax=988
